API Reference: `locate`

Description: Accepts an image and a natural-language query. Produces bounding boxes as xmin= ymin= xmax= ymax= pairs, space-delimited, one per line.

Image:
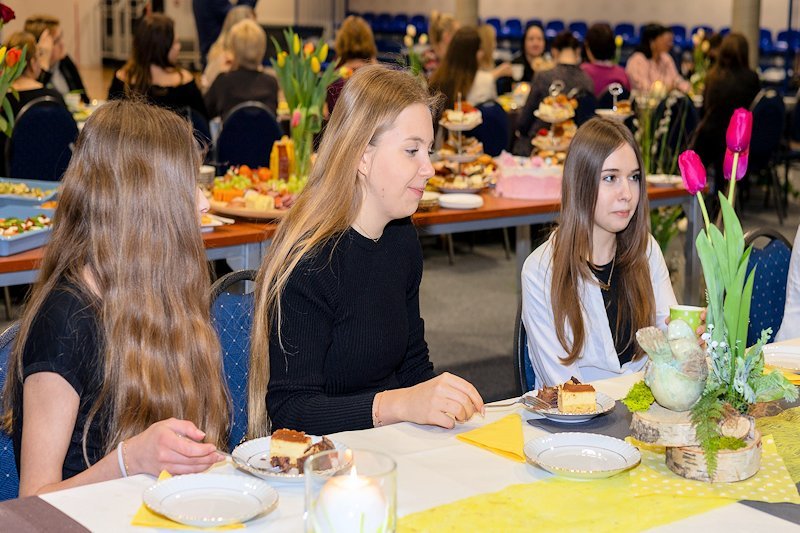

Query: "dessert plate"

xmin=594 ymin=109 xmax=633 ymax=121
xmin=438 ymin=117 xmax=483 ymax=131
xmin=231 ymin=436 xmax=347 ymax=483
xmin=523 ymin=390 xmax=615 ymax=423
xmin=763 ymin=344 xmax=800 ymax=372
xmin=143 ymin=473 xmax=278 ymax=527
xmin=437 ymin=193 xmax=484 ymax=210
xmin=524 ymin=432 xmax=640 ymax=479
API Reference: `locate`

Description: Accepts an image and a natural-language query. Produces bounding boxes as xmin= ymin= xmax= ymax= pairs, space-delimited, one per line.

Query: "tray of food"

xmin=0 ymin=206 xmax=54 ymax=256
xmin=0 ymin=178 xmax=59 ymax=206
xmin=210 ymin=165 xmax=306 ymax=220
xmin=439 ymin=103 xmax=483 ymax=131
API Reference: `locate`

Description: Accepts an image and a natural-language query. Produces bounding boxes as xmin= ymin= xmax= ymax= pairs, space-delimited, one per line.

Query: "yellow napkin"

xmin=628 ymin=434 xmax=800 ymax=504
xmin=456 ymin=413 xmax=524 ymax=462
xmin=399 ymin=475 xmax=730 ymax=532
xmin=756 ymin=407 xmax=800 ymax=483
xmin=131 ymin=471 xmax=244 ymax=530
xmin=764 ymin=364 xmax=800 ymax=384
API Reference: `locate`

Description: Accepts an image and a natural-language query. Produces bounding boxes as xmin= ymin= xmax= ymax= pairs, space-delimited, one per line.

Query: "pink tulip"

xmin=678 ymin=150 xmax=707 ymax=195
xmin=725 ymin=108 xmax=752 ymax=153
xmin=723 ymin=148 xmax=748 ymax=181
xmin=291 ymin=109 xmax=302 ymax=128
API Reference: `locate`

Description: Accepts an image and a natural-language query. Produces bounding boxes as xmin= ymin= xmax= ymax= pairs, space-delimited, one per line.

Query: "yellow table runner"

xmin=756 ymin=406 xmax=800 ymax=483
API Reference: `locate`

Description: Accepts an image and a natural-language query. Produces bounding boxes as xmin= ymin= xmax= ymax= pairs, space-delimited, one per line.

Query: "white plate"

xmin=231 ymin=436 xmax=347 ymax=483
xmin=533 ymin=109 xmax=573 ymax=124
xmin=143 ymin=473 xmax=278 ymax=527
xmin=524 ymin=433 xmax=641 ymax=479
xmin=647 ymin=174 xmax=684 ymax=187
xmin=524 ymin=390 xmax=615 ymax=423
xmin=763 ymin=344 xmax=800 ymax=371
xmin=438 ymin=117 xmax=483 ymax=131
xmin=437 ymin=193 xmax=484 ymax=210
xmin=594 ymin=109 xmax=633 ymax=121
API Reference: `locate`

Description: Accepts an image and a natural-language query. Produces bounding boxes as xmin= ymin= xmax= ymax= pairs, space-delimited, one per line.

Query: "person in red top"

xmin=581 ymin=23 xmax=630 ymax=97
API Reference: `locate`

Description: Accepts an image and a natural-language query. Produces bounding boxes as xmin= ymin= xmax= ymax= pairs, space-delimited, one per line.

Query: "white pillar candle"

xmin=314 ymin=469 xmax=388 ymax=533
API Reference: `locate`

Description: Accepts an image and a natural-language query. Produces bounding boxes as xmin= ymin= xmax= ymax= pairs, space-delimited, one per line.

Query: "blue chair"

xmin=485 ymin=17 xmax=502 ymax=35
xmin=690 ymin=25 xmax=713 ymax=38
xmin=745 ymin=230 xmax=792 ymax=346
xmin=467 ymin=101 xmax=510 ymax=157
xmin=759 ymin=28 xmax=775 ymax=54
xmin=390 ymin=14 xmax=408 ymax=35
xmin=214 ymin=101 xmax=283 ymax=173
xmin=0 ymin=322 xmax=20 ymax=501
xmin=545 ymin=20 xmax=565 ymax=40
xmin=615 ymin=23 xmax=638 ymax=46
xmin=6 ymin=96 xmax=78 ymax=181
xmin=776 ymin=29 xmax=800 ymax=54
xmin=410 ymin=14 xmax=427 ymax=35
xmin=513 ymin=302 xmax=535 ymax=393
xmin=501 ymin=18 xmax=524 ymax=40
xmin=360 ymin=12 xmax=375 ymax=26
xmin=568 ymin=21 xmax=588 ymax=40
xmin=749 ymin=89 xmax=786 ymax=223
xmin=211 ymin=269 xmax=257 ymax=449
xmin=719 ymin=27 xmax=731 ymax=37
xmin=670 ymin=25 xmax=687 ymax=50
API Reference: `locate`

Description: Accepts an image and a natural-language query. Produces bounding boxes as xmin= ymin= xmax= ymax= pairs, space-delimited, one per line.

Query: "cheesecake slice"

xmin=270 ymin=429 xmax=311 ymax=471
xmin=557 ymin=382 xmax=597 ymax=414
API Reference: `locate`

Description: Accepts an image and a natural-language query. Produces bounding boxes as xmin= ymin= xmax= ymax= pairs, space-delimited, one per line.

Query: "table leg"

xmin=683 ymin=198 xmax=702 ymax=305
xmin=515 ymin=225 xmax=531 ymax=289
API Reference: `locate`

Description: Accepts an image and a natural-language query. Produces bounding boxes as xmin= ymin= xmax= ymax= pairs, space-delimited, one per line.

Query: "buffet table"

xmin=24 ymin=362 xmax=798 ymax=531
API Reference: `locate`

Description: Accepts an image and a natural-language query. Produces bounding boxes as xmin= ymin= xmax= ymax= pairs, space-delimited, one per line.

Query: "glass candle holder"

xmin=305 ymin=449 xmax=397 ymax=533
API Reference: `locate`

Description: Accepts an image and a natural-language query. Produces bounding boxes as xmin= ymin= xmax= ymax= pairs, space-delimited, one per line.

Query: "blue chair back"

xmin=615 ymin=23 xmax=637 ymax=45
xmin=215 ymin=101 xmax=282 ymax=173
xmin=568 ymin=22 xmax=588 ymax=40
xmin=210 ymin=270 xmax=257 ymax=449
xmin=0 ymin=322 xmax=20 ymax=501
xmin=670 ymin=25 xmax=687 ymax=49
xmin=759 ymin=28 xmax=775 ymax=53
xmin=7 ymin=97 xmax=77 ymax=180
xmin=485 ymin=18 xmax=502 ymax=35
xmin=501 ymin=19 xmax=523 ymax=40
xmin=545 ymin=20 xmax=565 ymax=40
xmin=514 ymin=302 xmax=535 ymax=393
xmin=745 ymin=230 xmax=792 ymax=345
xmin=410 ymin=14 xmax=427 ymax=35
xmin=750 ymin=89 xmax=785 ymax=170
xmin=467 ymin=101 xmax=510 ymax=156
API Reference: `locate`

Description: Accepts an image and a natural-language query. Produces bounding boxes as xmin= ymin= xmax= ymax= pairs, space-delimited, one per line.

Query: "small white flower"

xmin=404 ymin=35 xmax=414 ymax=48
xmin=406 ymin=24 xmax=417 ymax=37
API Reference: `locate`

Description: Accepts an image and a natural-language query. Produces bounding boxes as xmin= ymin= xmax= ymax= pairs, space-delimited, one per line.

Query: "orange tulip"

xmin=5 ymin=47 xmax=20 ymax=67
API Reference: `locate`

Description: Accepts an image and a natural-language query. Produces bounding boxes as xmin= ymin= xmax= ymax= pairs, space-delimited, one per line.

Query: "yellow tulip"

xmin=404 ymin=35 xmax=414 ymax=48
xmin=0 ymin=46 xmax=6 ymax=64
xmin=419 ymin=33 xmax=428 ymax=45
xmin=339 ymin=66 xmax=353 ymax=79
xmin=319 ymin=42 xmax=329 ymax=60
xmin=311 ymin=56 xmax=321 ymax=73
xmin=614 ymin=35 xmax=623 ymax=48
xmin=277 ymin=51 xmax=287 ymax=67
xmin=293 ymin=33 xmax=301 ymax=55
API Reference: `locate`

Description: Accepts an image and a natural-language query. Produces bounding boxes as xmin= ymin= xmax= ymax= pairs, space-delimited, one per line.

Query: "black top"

xmin=108 ymin=75 xmax=208 ymax=119
xmin=590 ymin=260 xmax=636 ymax=365
xmin=267 ymin=218 xmax=437 ymax=434
xmin=12 ymin=283 xmax=106 ymax=480
xmin=204 ymin=68 xmax=279 ymax=119
xmin=512 ymin=54 xmax=536 ymax=84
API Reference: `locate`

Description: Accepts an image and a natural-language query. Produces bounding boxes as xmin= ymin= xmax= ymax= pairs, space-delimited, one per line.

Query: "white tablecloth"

xmin=40 ymin=370 xmax=800 ymax=531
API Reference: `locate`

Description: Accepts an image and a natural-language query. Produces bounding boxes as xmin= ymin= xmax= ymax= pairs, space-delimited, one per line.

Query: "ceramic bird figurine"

xmin=636 ymin=320 xmax=708 ymax=411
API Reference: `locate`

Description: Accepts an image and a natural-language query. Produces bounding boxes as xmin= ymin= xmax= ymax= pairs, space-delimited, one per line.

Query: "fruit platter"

xmin=0 ymin=178 xmax=59 ymax=206
xmin=0 ymin=206 xmax=54 ymax=256
xmin=209 ymin=164 xmax=307 ymax=220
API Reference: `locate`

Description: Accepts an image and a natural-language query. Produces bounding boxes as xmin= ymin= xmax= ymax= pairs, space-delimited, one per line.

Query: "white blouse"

xmin=521 ymin=233 xmax=677 ymax=389
xmin=776 ymin=228 xmax=800 ymax=341
xmin=466 ymin=70 xmax=497 ymax=106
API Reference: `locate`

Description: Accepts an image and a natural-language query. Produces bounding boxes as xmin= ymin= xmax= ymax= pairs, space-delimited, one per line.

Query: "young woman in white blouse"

xmin=521 ymin=117 xmax=677 ymax=388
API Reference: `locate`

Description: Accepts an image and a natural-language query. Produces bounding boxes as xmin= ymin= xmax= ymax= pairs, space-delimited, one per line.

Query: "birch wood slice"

xmin=629 ymin=403 xmax=699 ymax=447
xmin=665 ymin=431 xmax=762 ymax=483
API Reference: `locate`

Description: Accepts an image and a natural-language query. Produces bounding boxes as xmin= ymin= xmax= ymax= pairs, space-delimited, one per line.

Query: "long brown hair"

xmin=2 ymin=100 xmax=230 ymax=458
xmin=123 ymin=14 xmax=177 ymax=94
xmin=429 ymin=26 xmax=480 ymax=108
xmin=248 ymin=65 xmax=442 ymax=438
xmin=550 ymin=117 xmax=654 ymax=364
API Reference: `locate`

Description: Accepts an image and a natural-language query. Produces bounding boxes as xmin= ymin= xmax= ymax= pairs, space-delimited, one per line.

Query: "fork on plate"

xmin=486 ymin=395 xmax=552 ymax=410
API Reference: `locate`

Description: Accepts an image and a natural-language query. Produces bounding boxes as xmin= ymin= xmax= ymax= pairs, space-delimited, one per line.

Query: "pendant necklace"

xmin=353 ymin=221 xmax=381 ymax=243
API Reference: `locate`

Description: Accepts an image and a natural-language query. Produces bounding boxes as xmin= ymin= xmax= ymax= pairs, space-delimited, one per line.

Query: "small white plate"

xmin=231 ymin=436 xmax=347 ymax=483
xmin=533 ymin=109 xmax=574 ymax=123
xmin=647 ymin=174 xmax=684 ymax=187
xmin=763 ymin=344 xmax=800 ymax=372
xmin=594 ymin=109 xmax=633 ymax=121
xmin=143 ymin=473 xmax=278 ymax=527
xmin=524 ymin=390 xmax=615 ymax=423
xmin=524 ymin=433 xmax=641 ymax=479
xmin=438 ymin=193 xmax=484 ymax=210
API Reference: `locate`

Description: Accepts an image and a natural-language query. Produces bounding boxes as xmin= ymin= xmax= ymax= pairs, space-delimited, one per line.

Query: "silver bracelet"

xmin=117 ymin=441 xmax=128 ymax=477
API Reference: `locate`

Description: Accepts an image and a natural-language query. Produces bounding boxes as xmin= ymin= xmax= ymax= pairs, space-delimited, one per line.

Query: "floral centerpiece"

xmin=689 ymin=29 xmax=711 ymax=95
xmin=402 ymin=24 xmax=428 ymax=77
xmin=271 ymin=29 xmax=340 ymax=180
xmin=676 ymin=109 xmax=798 ymax=475
xmin=0 ymin=4 xmax=27 ymax=137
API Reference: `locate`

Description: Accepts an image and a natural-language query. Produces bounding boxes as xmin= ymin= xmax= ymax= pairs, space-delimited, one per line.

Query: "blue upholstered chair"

xmin=568 ymin=21 xmax=588 ymax=40
xmin=514 ymin=302 xmax=535 ymax=394
xmin=214 ymin=101 xmax=282 ymax=174
xmin=0 ymin=322 xmax=20 ymax=501
xmin=210 ymin=270 xmax=257 ymax=449
xmin=544 ymin=20 xmax=565 ymax=40
xmin=745 ymin=230 xmax=793 ymax=346
xmin=749 ymin=89 xmax=786 ymax=223
xmin=615 ymin=22 xmax=638 ymax=46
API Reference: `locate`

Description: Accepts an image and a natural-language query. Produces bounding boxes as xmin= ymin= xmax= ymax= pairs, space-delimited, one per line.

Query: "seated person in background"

xmin=204 ymin=19 xmax=278 ymax=119
xmin=201 ymin=5 xmax=255 ymax=91
xmin=248 ymin=65 xmax=484 ymax=437
xmin=2 ymin=100 xmax=229 ymax=496
xmin=514 ymin=31 xmax=594 ymax=155
xmin=690 ymin=33 xmax=760 ymax=194
xmin=477 ymin=24 xmax=513 ymax=100
xmin=776 ymin=227 xmax=800 ymax=341
xmin=4 ymin=31 xmax=66 ymax=115
xmin=513 ymin=23 xmax=547 ymax=83
xmin=522 ymin=118 xmax=676 ymax=387
xmin=625 ymin=24 xmax=690 ymax=93
xmin=430 ymin=26 xmax=493 ymax=108
xmin=326 ymin=15 xmax=377 ymax=114
xmin=109 ymin=14 xmax=207 ymax=119
xmin=581 ymin=23 xmax=630 ymax=97
xmin=24 ymin=15 xmax=90 ymax=103
xmin=423 ymin=11 xmax=460 ymax=78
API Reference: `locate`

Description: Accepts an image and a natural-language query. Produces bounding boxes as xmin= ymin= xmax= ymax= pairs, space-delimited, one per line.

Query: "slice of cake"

xmin=270 ymin=429 xmax=311 ymax=471
xmin=557 ymin=382 xmax=597 ymax=414
xmin=297 ymin=436 xmax=336 ymax=473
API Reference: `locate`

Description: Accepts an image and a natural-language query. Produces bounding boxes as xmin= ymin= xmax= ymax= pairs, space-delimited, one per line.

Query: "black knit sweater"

xmin=266 ymin=217 xmax=436 ymax=434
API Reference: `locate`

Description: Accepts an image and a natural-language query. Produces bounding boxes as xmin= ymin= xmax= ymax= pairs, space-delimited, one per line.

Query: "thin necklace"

xmin=598 ymin=256 xmax=616 ymax=291
xmin=352 ymin=221 xmax=381 ymax=243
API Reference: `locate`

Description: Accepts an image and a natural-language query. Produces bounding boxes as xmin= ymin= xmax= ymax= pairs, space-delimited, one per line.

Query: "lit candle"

xmin=314 ymin=467 xmax=389 ymax=533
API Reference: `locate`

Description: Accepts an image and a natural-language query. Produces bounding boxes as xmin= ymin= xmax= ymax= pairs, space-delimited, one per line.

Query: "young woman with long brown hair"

xmin=2 ymin=100 xmax=229 ymax=496
xmin=521 ymin=117 xmax=676 ymax=387
xmin=248 ymin=65 xmax=484 ymax=437
xmin=429 ymin=26 xmax=485 ymax=108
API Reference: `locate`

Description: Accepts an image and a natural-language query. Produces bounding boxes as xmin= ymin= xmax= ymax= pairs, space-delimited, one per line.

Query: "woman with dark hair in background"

xmin=625 ymin=23 xmax=689 ymax=92
xmin=513 ymin=23 xmax=547 ymax=83
xmin=581 ymin=23 xmax=630 ymax=97
xmin=429 ymin=26 xmax=486 ymax=108
xmin=690 ymin=32 xmax=760 ymax=193
xmin=109 ymin=14 xmax=207 ymax=119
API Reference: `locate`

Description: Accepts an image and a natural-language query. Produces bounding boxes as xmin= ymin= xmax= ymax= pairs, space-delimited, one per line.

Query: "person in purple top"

xmin=581 ymin=23 xmax=630 ymax=98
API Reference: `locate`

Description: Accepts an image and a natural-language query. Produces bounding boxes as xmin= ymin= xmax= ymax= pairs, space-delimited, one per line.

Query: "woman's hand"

xmin=665 ymin=308 xmax=707 ymax=342
xmin=36 ymin=29 xmax=54 ymax=71
xmin=124 ymin=418 xmax=223 ymax=476
xmin=493 ymin=62 xmax=514 ymax=79
xmin=380 ymin=372 xmax=485 ymax=429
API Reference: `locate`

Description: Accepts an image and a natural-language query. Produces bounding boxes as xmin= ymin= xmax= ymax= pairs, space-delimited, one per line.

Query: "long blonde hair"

xmin=2 ymin=100 xmax=230 ymax=458
xmin=248 ymin=65 xmax=442 ymax=438
xmin=550 ymin=118 xmax=654 ymax=364
xmin=207 ymin=6 xmax=255 ymax=64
